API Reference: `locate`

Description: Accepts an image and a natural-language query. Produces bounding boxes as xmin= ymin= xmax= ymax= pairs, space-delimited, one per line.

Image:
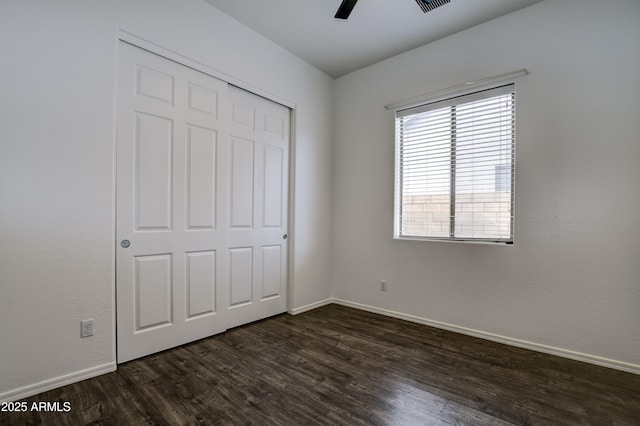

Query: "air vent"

xmin=415 ymin=0 xmax=451 ymax=13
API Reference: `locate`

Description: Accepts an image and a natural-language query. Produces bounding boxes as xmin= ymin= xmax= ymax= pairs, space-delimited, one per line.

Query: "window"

xmin=394 ymin=84 xmax=515 ymax=243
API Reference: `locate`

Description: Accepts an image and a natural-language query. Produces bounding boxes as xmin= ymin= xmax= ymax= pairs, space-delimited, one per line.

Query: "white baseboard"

xmin=0 ymin=362 xmax=116 ymax=402
xmin=4 ymin=298 xmax=638 ymax=402
xmin=288 ymin=298 xmax=333 ymax=315
xmin=332 ymin=298 xmax=640 ymax=376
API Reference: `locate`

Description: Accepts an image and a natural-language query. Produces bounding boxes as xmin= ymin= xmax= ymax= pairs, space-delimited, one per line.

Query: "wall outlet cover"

xmin=81 ymin=319 xmax=94 ymax=338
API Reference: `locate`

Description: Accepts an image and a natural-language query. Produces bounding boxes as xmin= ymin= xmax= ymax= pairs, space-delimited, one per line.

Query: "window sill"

xmin=394 ymin=236 xmax=513 ymax=245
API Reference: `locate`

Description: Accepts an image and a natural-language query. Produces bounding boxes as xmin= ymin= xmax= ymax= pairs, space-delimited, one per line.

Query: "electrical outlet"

xmin=81 ymin=319 xmax=94 ymax=338
xmin=380 ymin=280 xmax=388 ymax=292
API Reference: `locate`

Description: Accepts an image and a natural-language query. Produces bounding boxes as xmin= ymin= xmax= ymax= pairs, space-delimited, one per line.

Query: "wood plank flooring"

xmin=2 ymin=304 xmax=639 ymax=425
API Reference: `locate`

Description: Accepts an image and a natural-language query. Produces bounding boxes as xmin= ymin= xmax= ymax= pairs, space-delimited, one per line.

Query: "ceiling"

xmin=203 ymin=0 xmax=543 ymax=78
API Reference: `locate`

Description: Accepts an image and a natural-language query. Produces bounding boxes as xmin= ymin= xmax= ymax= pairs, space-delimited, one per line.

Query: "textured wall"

xmin=332 ymin=0 xmax=640 ymax=370
xmin=0 ymin=0 xmax=334 ymax=399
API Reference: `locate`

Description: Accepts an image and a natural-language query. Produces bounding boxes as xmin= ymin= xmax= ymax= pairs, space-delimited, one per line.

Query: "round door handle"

xmin=120 ymin=239 xmax=131 ymax=248
xmin=282 ymin=234 xmax=288 ymax=240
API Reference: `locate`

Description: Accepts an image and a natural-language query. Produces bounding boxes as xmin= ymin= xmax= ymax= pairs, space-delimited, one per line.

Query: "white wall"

xmin=332 ymin=0 xmax=640 ymax=372
xmin=0 ymin=0 xmax=333 ymax=400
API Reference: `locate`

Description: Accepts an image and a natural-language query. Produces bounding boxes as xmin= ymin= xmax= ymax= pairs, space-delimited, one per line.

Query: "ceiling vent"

xmin=415 ymin=0 xmax=451 ymax=13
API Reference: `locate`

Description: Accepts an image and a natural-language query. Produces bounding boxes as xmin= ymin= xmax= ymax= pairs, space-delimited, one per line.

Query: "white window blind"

xmin=394 ymin=84 xmax=515 ymax=243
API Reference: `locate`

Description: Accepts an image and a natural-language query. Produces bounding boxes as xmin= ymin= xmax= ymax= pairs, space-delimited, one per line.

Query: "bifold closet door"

xmin=116 ymin=42 xmax=289 ymax=363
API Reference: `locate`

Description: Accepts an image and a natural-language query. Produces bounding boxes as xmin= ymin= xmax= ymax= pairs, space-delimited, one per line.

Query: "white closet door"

xmin=116 ymin=42 xmax=289 ymax=363
xmin=225 ymin=86 xmax=289 ymax=329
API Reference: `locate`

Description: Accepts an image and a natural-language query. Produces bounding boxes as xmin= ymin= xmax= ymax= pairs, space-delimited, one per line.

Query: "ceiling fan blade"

xmin=335 ymin=0 xmax=358 ymax=20
xmin=415 ymin=0 xmax=451 ymax=13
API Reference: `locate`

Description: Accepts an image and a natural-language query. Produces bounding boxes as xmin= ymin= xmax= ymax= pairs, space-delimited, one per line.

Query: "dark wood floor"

xmin=2 ymin=304 xmax=640 ymax=425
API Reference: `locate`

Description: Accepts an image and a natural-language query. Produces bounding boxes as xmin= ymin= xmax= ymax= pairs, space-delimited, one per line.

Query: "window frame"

xmin=393 ymin=83 xmax=516 ymax=244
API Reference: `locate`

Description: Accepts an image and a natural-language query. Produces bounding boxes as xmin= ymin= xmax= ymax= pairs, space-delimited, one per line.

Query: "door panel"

xmin=263 ymin=145 xmax=284 ymax=228
xmin=261 ymin=245 xmax=282 ymax=299
xmin=136 ymin=65 xmax=174 ymax=104
xmin=232 ymin=103 xmax=255 ymax=129
xmin=117 ymin=42 xmax=289 ymax=362
xmin=230 ymin=137 xmax=255 ymax=228
xmin=117 ymin=42 xmax=229 ymax=363
xmin=187 ymin=83 xmax=217 ymax=116
xmin=229 ymin=247 xmax=253 ymax=307
xmin=135 ymin=113 xmax=173 ymax=230
xmin=186 ymin=125 xmax=217 ymax=229
xmin=134 ymin=254 xmax=172 ymax=330
xmin=225 ymin=87 xmax=289 ymax=329
xmin=185 ymin=250 xmax=216 ymax=319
